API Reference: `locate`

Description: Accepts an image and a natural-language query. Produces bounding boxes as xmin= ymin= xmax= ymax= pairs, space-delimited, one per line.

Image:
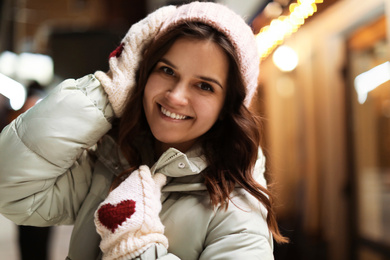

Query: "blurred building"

xmin=0 ymin=0 xmax=389 ymax=260
xmin=252 ymin=0 xmax=390 ymax=260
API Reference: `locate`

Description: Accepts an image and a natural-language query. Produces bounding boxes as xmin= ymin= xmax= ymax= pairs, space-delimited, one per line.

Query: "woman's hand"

xmin=94 ymin=166 xmax=168 ymax=260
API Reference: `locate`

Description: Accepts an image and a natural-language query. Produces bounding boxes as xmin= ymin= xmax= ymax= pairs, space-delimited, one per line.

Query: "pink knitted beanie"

xmin=158 ymin=1 xmax=260 ymax=108
xmin=95 ymin=1 xmax=259 ymax=117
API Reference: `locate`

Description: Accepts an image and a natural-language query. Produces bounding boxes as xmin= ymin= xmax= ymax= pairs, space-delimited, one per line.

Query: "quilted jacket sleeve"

xmin=0 ymin=74 xmax=113 ymax=226
xmin=199 ymin=150 xmax=274 ymax=260
xmin=200 ymin=192 xmax=274 ymax=260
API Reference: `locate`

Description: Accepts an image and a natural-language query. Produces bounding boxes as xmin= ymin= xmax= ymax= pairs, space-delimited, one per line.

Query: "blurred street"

xmin=0 ymin=214 xmax=72 ymax=260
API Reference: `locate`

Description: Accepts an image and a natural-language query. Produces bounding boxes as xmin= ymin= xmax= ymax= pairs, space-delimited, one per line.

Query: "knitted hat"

xmin=94 ymin=166 xmax=168 ymax=260
xmin=95 ymin=1 xmax=259 ymax=117
xmin=158 ymin=2 xmax=260 ymax=108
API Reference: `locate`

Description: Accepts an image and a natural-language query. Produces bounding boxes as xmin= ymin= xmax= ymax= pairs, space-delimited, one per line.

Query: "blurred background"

xmin=0 ymin=0 xmax=389 ymax=259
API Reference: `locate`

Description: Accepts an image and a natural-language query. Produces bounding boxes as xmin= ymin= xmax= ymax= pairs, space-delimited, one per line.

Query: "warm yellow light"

xmin=273 ymin=45 xmax=299 ymax=72
xmin=299 ymin=0 xmax=315 ymax=4
xmin=289 ymin=3 xmax=298 ymax=13
xmin=256 ymin=0 xmax=324 ymax=60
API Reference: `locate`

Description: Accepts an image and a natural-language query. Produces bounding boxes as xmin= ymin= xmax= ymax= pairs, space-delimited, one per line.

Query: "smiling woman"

xmin=0 ymin=2 xmax=287 ymax=260
xmin=143 ymin=37 xmax=228 ymax=154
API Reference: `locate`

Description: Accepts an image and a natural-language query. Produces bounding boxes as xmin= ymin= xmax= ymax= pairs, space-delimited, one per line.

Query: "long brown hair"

xmin=115 ymin=22 xmax=287 ymax=243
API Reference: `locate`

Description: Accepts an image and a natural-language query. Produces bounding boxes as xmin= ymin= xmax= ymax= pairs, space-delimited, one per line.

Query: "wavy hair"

xmin=114 ymin=22 xmax=287 ymax=243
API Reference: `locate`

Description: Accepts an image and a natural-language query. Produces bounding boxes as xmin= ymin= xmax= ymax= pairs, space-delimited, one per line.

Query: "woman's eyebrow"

xmin=159 ymin=58 xmax=224 ymax=89
xmin=159 ymin=58 xmax=177 ymax=69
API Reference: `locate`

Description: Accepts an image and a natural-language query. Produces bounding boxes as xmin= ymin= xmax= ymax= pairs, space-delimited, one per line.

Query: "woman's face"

xmin=143 ymin=37 xmax=228 ymax=154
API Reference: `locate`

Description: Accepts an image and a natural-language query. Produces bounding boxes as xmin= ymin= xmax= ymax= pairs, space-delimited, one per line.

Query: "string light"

xmin=256 ymin=0 xmax=324 ymax=60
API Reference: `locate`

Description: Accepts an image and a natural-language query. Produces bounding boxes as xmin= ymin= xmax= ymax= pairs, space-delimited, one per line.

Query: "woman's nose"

xmin=165 ymin=82 xmax=189 ymax=106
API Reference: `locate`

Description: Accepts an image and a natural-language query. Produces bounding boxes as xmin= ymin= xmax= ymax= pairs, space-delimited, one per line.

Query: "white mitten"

xmin=94 ymin=5 xmax=176 ymax=117
xmin=94 ymin=166 xmax=168 ymax=260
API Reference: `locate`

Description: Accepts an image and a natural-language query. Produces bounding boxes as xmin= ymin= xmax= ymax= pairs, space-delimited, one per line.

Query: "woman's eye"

xmin=197 ymin=82 xmax=214 ymax=92
xmin=160 ymin=66 xmax=175 ymax=76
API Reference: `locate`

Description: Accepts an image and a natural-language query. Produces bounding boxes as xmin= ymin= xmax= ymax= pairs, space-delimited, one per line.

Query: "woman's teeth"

xmin=161 ymin=106 xmax=187 ymax=120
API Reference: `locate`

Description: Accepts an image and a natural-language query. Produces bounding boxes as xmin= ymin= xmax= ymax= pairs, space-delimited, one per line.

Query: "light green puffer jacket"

xmin=0 ymin=74 xmax=274 ymax=260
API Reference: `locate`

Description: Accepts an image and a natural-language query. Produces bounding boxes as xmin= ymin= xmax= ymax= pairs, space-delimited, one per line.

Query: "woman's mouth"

xmin=160 ymin=106 xmax=188 ymax=120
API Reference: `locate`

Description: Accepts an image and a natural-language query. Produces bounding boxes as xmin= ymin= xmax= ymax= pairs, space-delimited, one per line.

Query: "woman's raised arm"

xmin=0 ymin=74 xmax=113 ymax=225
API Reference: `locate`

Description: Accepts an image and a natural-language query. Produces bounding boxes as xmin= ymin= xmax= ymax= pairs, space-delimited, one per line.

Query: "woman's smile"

xmin=160 ymin=105 xmax=189 ymax=120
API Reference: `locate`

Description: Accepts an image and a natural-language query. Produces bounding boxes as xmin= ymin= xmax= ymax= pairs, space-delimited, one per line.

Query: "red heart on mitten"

xmin=97 ymin=199 xmax=136 ymax=232
xmin=109 ymin=42 xmax=125 ymax=59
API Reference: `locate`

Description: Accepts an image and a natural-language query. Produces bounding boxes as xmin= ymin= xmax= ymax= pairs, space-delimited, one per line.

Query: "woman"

xmin=0 ymin=2 xmax=286 ymax=259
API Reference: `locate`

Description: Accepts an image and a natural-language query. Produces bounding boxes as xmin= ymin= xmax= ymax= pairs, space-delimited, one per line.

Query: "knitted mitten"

xmin=94 ymin=5 xmax=176 ymax=117
xmin=94 ymin=166 xmax=168 ymax=260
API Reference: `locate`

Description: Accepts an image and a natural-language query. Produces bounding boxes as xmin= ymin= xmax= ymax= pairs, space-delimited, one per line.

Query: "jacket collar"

xmin=96 ymin=134 xmax=208 ymax=183
xmin=95 ymin=135 xmax=267 ymax=194
xmin=150 ymin=145 xmax=206 ymax=177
